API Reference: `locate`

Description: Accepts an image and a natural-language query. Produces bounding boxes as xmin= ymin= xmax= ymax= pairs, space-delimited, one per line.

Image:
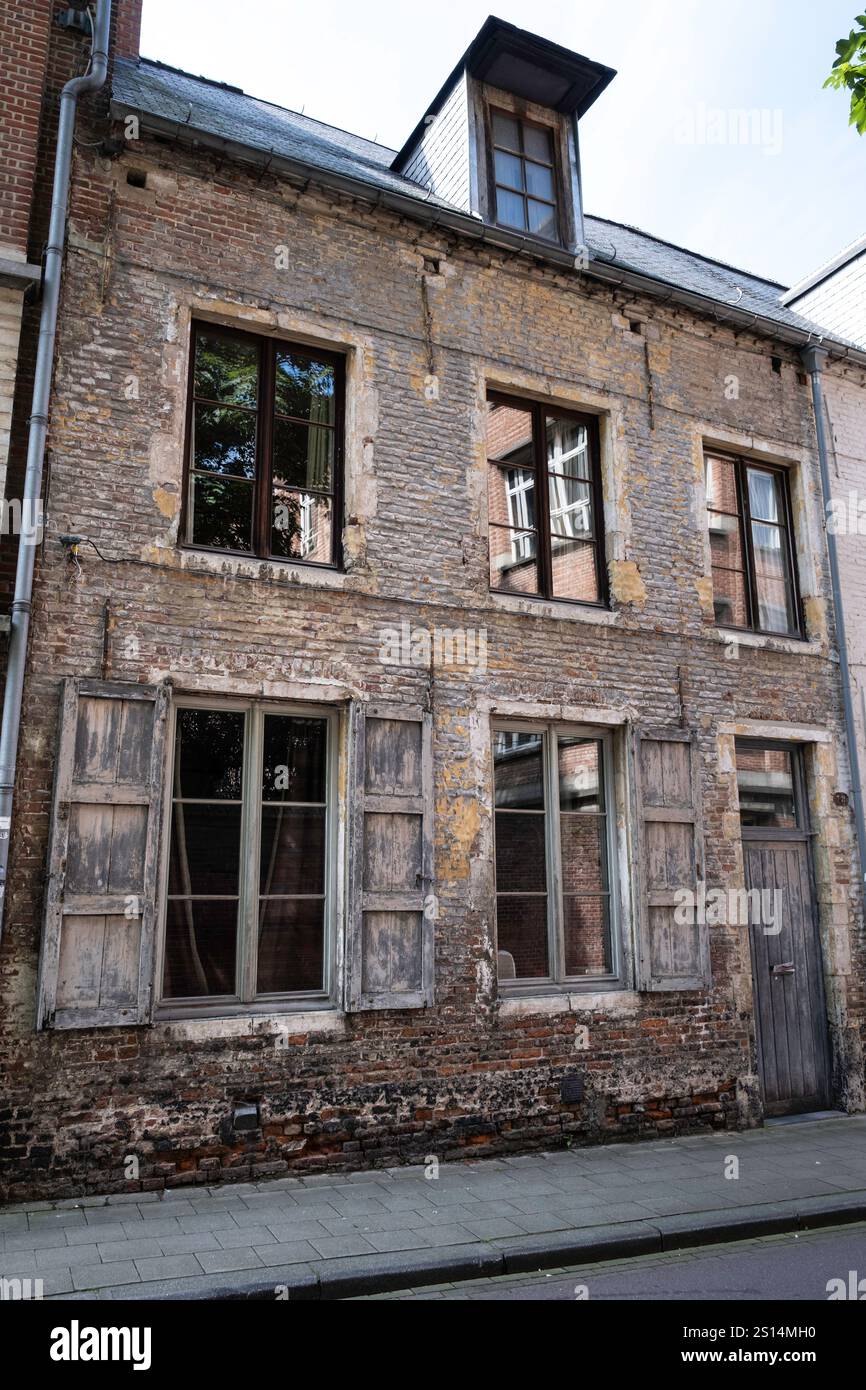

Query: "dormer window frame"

xmin=486 ymin=104 xmax=564 ymax=247
xmin=471 ymin=82 xmax=582 ymax=253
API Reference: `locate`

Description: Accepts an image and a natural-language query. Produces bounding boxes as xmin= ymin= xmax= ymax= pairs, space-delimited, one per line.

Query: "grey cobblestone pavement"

xmin=1 ymin=1114 xmax=864 ymax=1299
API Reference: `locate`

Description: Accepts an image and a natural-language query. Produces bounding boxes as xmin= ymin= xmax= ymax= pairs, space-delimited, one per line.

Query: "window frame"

xmin=181 ymin=321 xmax=346 ymax=569
xmin=487 ymin=391 xmax=608 ymax=607
xmin=485 ymin=105 xmax=565 ymax=246
xmin=155 ymin=695 xmax=340 ymax=1020
xmin=735 ymin=737 xmax=811 ymax=843
xmin=492 ymin=719 xmax=623 ymax=995
xmin=705 ymin=451 xmax=803 ymax=639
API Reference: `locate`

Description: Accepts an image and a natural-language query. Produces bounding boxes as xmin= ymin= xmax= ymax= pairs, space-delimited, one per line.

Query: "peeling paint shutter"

xmin=346 ymin=703 xmax=434 ymax=1010
xmin=37 ymin=679 xmax=170 ymax=1029
xmin=635 ymin=729 xmax=710 ymax=991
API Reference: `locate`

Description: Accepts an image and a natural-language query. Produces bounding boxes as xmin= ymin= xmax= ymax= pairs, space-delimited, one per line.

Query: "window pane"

xmin=175 ymin=709 xmax=245 ymax=799
xmin=257 ymin=897 xmax=324 ymax=993
xmin=262 ymin=715 xmax=327 ymax=802
xmin=260 ymin=806 xmax=325 ymax=895
xmin=525 ymin=161 xmax=554 ymax=200
xmin=493 ymin=730 xmax=544 ymax=808
xmin=549 ymin=476 xmax=592 ymax=538
xmin=273 ymin=419 xmax=334 ymax=491
xmin=551 ymin=539 xmax=599 ymax=601
xmin=271 ymin=489 xmax=332 ymax=561
xmin=274 ymin=351 xmax=335 ymax=425
xmin=752 ymin=522 xmax=796 ymax=632
xmin=705 ymin=456 xmax=739 ymax=514
xmin=494 ymin=812 xmax=546 ymax=892
xmin=492 ymin=111 xmax=520 ymax=150
xmin=169 ymin=803 xmax=241 ymax=896
xmin=547 ymin=417 xmax=590 ymax=480
xmin=494 ymin=149 xmax=523 ymax=190
xmin=193 ymin=405 xmax=256 ymax=478
xmin=563 ymin=895 xmax=612 ymax=975
xmin=756 ymin=573 xmax=796 ymax=635
xmin=496 ymin=896 xmax=549 ymax=978
xmin=736 ymin=744 xmax=797 ymax=828
xmin=711 ymin=563 xmax=749 ymax=627
xmin=527 ymin=200 xmax=556 ymax=237
xmin=560 ymin=815 xmax=607 ymax=893
xmin=496 ymin=187 xmax=526 ymax=229
xmin=558 ymin=738 xmax=603 ymax=811
xmin=747 ymin=468 xmax=781 ymax=524
xmin=194 ymin=331 xmax=258 ymax=407
xmin=523 ymin=123 xmax=552 ymax=162
xmin=708 ymin=508 xmax=744 ymax=568
xmin=487 ymin=401 xmax=534 ymax=466
xmin=489 ymin=525 xmax=539 ymax=592
xmin=192 ymin=474 xmax=254 ymax=551
xmin=163 ymin=898 xmax=238 ymax=998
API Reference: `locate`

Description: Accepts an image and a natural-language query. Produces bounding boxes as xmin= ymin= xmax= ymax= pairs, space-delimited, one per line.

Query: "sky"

xmin=138 ymin=0 xmax=866 ymax=288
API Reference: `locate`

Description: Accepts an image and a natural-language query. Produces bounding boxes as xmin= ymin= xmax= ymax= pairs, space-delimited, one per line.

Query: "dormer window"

xmin=491 ymin=110 xmax=559 ymax=241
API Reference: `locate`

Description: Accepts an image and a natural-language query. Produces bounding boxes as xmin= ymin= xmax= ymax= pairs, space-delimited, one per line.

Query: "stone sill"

xmin=498 ymin=990 xmax=641 ymax=1018
xmin=703 ymin=625 xmax=826 ymax=659
xmin=153 ymin=1009 xmax=347 ymax=1041
xmin=490 ymin=592 xmax=621 ymax=626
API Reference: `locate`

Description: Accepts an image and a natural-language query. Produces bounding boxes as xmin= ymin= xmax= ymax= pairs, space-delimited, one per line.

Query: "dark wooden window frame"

xmin=155 ymin=695 xmax=340 ymax=1020
xmin=492 ymin=719 xmax=623 ymax=994
xmin=485 ymin=105 xmax=565 ymax=247
xmin=706 ymin=451 xmax=804 ymax=639
xmin=182 ymin=321 xmax=346 ymax=568
xmin=487 ymin=391 xmax=608 ymax=607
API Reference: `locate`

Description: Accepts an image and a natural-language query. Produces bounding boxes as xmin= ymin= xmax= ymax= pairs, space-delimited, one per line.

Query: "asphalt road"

xmin=364 ymin=1221 xmax=866 ymax=1300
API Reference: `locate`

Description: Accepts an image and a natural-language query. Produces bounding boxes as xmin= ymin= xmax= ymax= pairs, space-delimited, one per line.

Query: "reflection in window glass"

xmin=705 ymin=455 xmax=799 ymax=636
xmin=493 ymin=728 xmax=614 ymax=984
xmin=736 ymin=742 xmax=798 ymax=828
xmin=163 ymin=706 xmax=330 ymax=1001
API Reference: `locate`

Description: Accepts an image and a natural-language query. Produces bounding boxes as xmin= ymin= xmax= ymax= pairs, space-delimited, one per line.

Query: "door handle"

xmin=771 ymin=962 xmax=796 ymax=976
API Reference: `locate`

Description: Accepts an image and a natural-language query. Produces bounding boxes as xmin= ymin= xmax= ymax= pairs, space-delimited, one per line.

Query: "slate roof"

xmin=112 ymin=57 xmax=846 ymax=345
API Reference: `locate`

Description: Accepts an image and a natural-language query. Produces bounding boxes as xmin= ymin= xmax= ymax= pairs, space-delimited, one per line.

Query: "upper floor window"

xmin=487 ymin=392 xmax=606 ymax=605
xmin=184 ymin=323 xmax=344 ymax=566
xmin=705 ymin=453 xmax=801 ymax=637
xmin=490 ymin=109 xmax=560 ymax=242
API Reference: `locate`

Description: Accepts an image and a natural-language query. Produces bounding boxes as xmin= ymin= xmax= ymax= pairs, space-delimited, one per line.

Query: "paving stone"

xmin=5 ymin=1230 xmax=76 ymax=1253
xmin=35 ymin=1244 xmax=101 ymax=1269
xmin=265 ymin=1221 xmax=333 ymax=1243
xmin=196 ymin=1247 xmax=265 ymax=1274
xmin=72 ymin=1262 xmax=140 ymax=1291
xmin=308 ymin=1234 xmax=378 ymax=1259
xmin=253 ymin=1240 xmax=325 ymax=1267
xmin=156 ymin=1232 xmax=223 ymax=1257
xmin=98 ymin=1237 xmax=164 ymax=1263
xmin=177 ymin=1212 xmax=240 ymax=1234
xmin=133 ymin=1255 xmax=203 ymax=1282
xmin=67 ymin=1223 xmax=129 ymax=1245
xmin=215 ymin=1225 xmax=277 ymax=1249
xmin=365 ymin=1230 xmax=433 ymax=1253
xmin=28 ymin=1211 xmax=86 ymax=1231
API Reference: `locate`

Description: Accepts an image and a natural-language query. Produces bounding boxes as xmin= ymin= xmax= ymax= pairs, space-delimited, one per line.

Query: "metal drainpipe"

xmin=0 ymin=0 xmax=112 ymax=939
xmin=802 ymin=345 xmax=866 ymax=894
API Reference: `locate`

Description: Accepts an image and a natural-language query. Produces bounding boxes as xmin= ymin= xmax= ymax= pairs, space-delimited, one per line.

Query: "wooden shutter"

xmin=346 ymin=702 xmax=434 ymax=1010
xmin=37 ymin=679 xmax=170 ymax=1029
xmin=635 ymin=729 xmax=710 ymax=991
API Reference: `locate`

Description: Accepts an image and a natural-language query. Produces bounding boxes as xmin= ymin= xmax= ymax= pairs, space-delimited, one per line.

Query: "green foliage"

xmin=825 ymin=15 xmax=866 ymax=133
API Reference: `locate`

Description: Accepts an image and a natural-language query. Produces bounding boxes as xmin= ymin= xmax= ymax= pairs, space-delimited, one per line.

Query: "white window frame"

xmin=155 ymin=696 xmax=339 ymax=1019
xmin=492 ymin=719 xmax=623 ymax=994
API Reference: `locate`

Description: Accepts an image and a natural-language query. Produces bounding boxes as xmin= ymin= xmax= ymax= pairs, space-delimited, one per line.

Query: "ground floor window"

xmin=492 ymin=722 xmax=618 ymax=986
xmin=160 ymin=700 xmax=335 ymax=1007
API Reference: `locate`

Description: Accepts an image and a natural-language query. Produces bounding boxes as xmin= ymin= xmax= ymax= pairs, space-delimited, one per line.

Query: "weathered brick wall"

xmin=0 ymin=104 xmax=864 ymax=1198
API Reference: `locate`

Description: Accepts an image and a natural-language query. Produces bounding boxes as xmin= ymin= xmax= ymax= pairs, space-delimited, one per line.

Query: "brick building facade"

xmin=0 ymin=5 xmax=864 ymax=1200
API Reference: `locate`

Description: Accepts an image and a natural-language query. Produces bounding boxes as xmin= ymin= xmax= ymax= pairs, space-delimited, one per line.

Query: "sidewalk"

xmin=2 ymin=1114 xmax=864 ymax=1301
